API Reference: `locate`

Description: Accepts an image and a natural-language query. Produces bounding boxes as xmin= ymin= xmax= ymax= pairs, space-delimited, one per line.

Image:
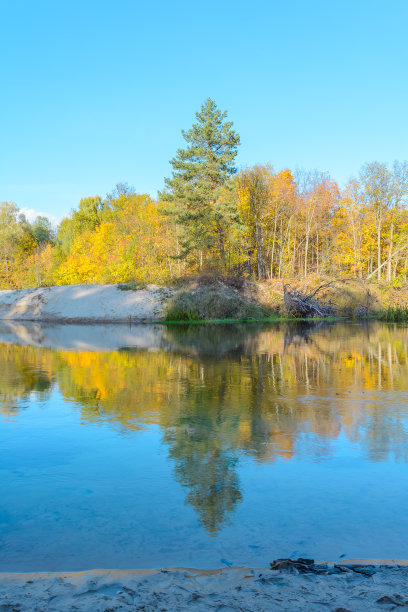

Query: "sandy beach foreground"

xmin=1 ymin=562 xmax=408 ymax=611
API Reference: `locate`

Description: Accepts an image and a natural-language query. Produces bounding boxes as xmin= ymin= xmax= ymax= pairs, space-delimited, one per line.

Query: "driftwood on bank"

xmin=283 ymin=281 xmax=335 ymax=318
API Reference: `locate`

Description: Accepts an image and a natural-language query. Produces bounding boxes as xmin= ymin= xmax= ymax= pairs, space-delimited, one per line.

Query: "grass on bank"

xmin=161 ymin=315 xmax=340 ymax=325
xmin=162 ymin=310 xmax=408 ymax=325
xmin=377 ymin=307 xmax=408 ymax=322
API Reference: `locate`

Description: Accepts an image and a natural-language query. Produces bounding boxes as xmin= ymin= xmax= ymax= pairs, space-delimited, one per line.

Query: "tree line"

xmin=2 ymin=98 xmax=408 ymax=289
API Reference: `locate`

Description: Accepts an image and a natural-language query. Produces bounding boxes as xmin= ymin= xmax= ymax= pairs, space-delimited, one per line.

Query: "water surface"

xmin=1 ymin=320 xmax=408 ymax=570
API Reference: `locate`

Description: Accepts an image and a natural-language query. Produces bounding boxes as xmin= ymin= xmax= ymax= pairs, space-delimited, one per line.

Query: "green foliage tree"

xmin=31 ymin=215 xmax=53 ymax=245
xmin=0 ymin=202 xmax=26 ymax=283
xmin=163 ymin=98 xmax=240 ymax=266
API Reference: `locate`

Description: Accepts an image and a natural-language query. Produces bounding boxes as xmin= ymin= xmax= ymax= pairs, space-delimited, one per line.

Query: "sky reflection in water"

xmin=1 ymin=320 xmax=408 ymax=570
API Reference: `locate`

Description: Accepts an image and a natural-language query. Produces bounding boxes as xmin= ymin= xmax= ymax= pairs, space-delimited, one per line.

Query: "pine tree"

xmin=163 ymin=98 xmax=240 ymax=265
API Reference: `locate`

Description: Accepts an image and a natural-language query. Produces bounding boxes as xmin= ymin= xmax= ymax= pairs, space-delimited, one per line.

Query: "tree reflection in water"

xmin=1 ymin=321 xmax=408 ymax=532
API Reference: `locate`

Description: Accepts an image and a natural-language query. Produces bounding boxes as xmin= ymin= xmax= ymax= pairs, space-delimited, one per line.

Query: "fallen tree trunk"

xmin=283 ymin=283 xmax=334 ymax=318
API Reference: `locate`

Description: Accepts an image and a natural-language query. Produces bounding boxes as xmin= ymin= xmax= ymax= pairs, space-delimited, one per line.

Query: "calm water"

xmin=1 ymin=320 xmax=408 ymax=571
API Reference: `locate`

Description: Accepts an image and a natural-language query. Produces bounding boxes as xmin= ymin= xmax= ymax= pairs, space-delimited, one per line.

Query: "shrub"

xmin=117 ymin=281 xmax=140 ymax=291
xmin=164 ymin=283 xmax=267 ymax=322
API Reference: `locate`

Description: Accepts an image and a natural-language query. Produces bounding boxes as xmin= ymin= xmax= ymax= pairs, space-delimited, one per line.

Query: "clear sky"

xmin=1 ymin=0 xmax=407 ymax=221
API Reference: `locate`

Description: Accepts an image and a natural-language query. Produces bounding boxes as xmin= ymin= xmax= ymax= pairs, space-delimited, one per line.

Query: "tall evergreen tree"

xmin=163 ymin=98 xmax=240 ymax=265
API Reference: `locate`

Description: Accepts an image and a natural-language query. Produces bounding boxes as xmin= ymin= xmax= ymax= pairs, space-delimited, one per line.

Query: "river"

xmin=1 ymin=320 xmax=408 ymax=570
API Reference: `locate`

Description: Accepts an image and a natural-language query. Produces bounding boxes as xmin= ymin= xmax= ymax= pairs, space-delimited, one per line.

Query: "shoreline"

xmin=2 ymin=561 xmax=408 ymax=611
xmin=1 ymin=281 xmax=396 ymax=325
xmin=0 ymin=283 xmax=356 ymax=324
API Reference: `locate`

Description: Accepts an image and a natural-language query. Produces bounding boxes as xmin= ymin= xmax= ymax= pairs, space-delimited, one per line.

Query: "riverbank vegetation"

xmin=164 ymin=278 xmax=269 ymax=322
xmin=2 ymin=99 xmax=408 ymax=305
xmin=378 ymin=307 xmax=408 ymax=322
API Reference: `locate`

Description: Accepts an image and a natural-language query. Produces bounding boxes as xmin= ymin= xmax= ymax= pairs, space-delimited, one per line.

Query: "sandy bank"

xmin=1 ymin=562 xmax=408 ymax=611
xmin=0 ymin=284 xmax=175 ymax=323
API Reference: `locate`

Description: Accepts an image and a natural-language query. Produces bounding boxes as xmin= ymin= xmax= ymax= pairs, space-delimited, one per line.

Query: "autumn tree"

xmin=386 ymin=161 xmax=408 ymax=281
xmin=57 ymin=196 xmax=104 ymax=256
xmin=334 ymin=180 xmax=367 ymax=276
xmin=295 ymin=170 xmax=339 ymax=277
xmin=55 ymin=191 xmax=177 ymax=285
xmin=236 ymin=166 xmax=271 ymax=279
xmin=265 ymin=168 xmax=296 ymax=278
xmin=360 ymin=162 xmax=393 ymax=280
xmin=163 ymin=98 xmax=240 ymax=268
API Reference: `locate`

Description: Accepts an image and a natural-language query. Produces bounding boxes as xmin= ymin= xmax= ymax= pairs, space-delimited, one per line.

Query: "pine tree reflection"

xmin=2 ymin=321 xmax=408 ymax=531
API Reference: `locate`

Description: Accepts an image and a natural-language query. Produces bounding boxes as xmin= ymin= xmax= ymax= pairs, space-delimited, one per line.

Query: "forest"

xmin=2 ymin=99 xmax=408 ymax=290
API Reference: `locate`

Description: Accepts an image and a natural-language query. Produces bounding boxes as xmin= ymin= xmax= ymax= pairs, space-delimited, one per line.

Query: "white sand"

xmin=1 ymin=562 xmax=408 ymax=611
xmin=0 ymin=285 xmax=175 ymax=323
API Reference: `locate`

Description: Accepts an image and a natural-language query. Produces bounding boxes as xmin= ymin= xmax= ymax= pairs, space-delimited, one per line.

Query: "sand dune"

xmin=0 ymin=284 xmax=175 ymax=323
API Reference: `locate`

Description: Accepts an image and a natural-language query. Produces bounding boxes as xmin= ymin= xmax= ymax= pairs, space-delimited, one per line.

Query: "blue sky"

xmin=1 ymin=0 xmax=407 ymax=221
